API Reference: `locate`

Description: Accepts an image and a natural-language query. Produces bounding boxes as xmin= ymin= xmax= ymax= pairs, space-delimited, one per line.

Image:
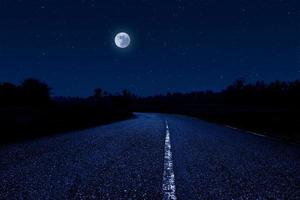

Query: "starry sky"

xmin=0 ymin=0 xmax=299 ymax=96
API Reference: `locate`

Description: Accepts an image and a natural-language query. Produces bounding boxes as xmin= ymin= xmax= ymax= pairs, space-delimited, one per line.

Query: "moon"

xmin=114 ymin=32 xmax=130 ymax=48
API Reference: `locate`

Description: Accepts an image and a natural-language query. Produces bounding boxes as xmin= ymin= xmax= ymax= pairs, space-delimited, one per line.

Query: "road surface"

xmin=0 ymin=113 xmax=299 ymax=199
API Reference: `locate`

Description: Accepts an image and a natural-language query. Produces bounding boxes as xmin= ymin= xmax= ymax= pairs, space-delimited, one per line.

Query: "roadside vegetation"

xmin=133 ymin=79 xmax=300 ymax=143
xmin=0 ymin=78 xmax=133 ymax=144
xmin=1 ymin=78 xmax=299 ymax=144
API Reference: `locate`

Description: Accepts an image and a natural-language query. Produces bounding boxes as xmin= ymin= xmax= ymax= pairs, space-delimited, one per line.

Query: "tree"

xmin=21 ymin=78 xmax=51 ymax=105
xmin=0 ymin=83 xmax=18 ymax=105
xmin=94 ymin=88 xmax=103 ymax=99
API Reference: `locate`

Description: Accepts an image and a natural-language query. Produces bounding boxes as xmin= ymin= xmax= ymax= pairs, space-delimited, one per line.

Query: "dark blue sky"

xmin=0 ymin=0 xmax=299 ymax=96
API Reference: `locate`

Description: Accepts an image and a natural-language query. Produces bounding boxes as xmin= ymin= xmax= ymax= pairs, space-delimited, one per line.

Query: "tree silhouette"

xmin=94 ymin=88 xmax=103 ymax=99
xmin=21 ymin=78 xmax=51 ymax=105
xmin=0 ymin=82 xmax=19 ymax=105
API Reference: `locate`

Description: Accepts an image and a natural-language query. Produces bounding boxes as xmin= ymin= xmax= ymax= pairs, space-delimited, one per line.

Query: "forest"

xmin=134 ymin=79 xmax=300 ymax=143
xmin=1 ymin=78 xmax=299 ymax=144
xmin=0 ymin=78 xmax=133 ymax=144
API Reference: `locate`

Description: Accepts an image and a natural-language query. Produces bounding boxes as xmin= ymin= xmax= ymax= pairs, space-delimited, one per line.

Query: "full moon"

xmin=114 ymin=32 xmax=130 ymax=48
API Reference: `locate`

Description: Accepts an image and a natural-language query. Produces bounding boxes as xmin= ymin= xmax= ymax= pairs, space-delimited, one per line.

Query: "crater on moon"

xmin=114 ymin=32 xmax=130 ymax=48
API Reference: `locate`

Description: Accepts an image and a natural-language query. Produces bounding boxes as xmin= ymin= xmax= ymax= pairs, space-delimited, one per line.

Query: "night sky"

xmin=0 ymin=0 xmax=299 ymax=96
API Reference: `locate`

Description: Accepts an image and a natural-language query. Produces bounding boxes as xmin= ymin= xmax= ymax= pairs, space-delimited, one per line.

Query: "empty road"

xmin=0 ymin=113 xmax=299 ymax=199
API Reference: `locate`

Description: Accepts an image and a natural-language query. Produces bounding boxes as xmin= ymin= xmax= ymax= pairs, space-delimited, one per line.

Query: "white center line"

xmin=162 ymin=120 xmax=177 ymax=200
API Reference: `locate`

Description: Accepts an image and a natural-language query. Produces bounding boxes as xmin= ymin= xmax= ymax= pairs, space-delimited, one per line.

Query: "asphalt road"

xmin=0 ymin=113 xmax=299 ymax=199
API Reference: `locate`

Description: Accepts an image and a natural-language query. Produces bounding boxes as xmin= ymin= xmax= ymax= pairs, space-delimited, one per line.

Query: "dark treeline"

xmin=0 ymin=78 xmax=51 ymax=106
xmin=0 ymin=78 xmax=133 ymax=144
xmin=134 ymin=79 xmax=300 ymax=143
xmin=1 ymin=78 xmax=300 ymax=144
xmin=135 ymin=79 xmax=300 ymax=108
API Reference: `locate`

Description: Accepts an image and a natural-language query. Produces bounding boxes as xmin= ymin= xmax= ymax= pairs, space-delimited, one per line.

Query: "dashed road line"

xmin=225 ymin=125 xmax=238 ymax=130
xmin=225 ymin=125 xmax=267 ymax=137
xmin=162 ymin=120 xmax=177 ymax=200
xmin=246 ymin=131 xmax=267 ymax=137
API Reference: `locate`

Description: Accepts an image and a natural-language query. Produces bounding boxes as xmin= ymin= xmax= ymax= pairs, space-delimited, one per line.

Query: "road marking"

xmin=162 ymin=120 xmax=177 ymax=200
xmin=225 ymin=125 xmax=267 ymax=137
xmin=246 ymin=131 xmax=266 ymax=137
xmin=225 ymin=125 xmax=238 ymax=130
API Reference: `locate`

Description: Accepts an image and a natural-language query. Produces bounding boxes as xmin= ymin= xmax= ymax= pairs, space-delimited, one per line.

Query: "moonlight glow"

xmin=114 ymin=32 xmax=130 ymax=48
